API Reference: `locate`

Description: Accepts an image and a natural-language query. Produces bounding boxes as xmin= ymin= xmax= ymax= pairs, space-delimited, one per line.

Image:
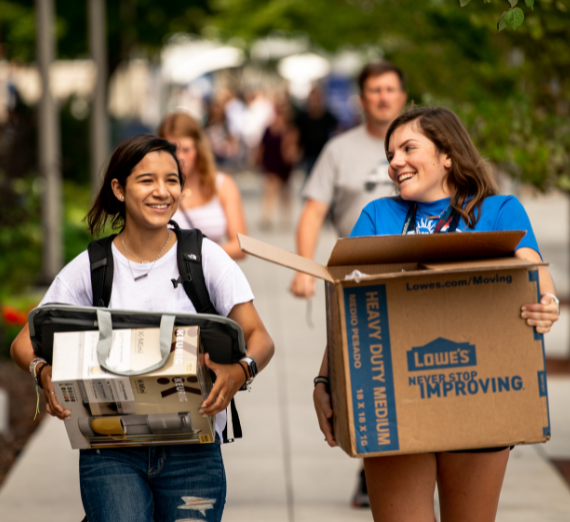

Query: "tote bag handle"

xmin=96 ymin=310 xmax=176 ymax=376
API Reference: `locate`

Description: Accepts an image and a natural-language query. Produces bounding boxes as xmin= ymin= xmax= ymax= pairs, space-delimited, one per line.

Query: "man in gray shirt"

xmin=290 ymin=61 xmax=408 ymax=299
xmin=290 ymin=61 xmax=408 ymax=509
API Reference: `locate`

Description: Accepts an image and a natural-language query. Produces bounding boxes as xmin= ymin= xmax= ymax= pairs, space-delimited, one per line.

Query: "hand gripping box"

xmin=239 ymin=231 xmax=551 ymax=457
xmin=51 ymin=325 xmax=215 ymax=449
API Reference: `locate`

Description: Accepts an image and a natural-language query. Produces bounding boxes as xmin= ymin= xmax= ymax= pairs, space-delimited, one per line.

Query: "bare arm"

xmin=11 ymin=324 xmax=70 ymax=420
xmin=313 ymin=346 xmax=337 ymax=447
xmin=290 ymin=198 xmax=330 ymax=298
xmin=200 ymin=301 xmax=275 ymax=416
xmin=515 ymin=247 xmax=558 ymax=334
xmin=217 ymin=174 xmax=247 ymax=260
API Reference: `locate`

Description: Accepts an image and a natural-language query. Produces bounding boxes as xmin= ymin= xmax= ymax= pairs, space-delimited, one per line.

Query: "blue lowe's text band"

xmin=344 ymin=285 xmax=399 ymax=453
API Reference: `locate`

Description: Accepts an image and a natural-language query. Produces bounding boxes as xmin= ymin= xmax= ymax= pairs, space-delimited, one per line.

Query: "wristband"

xmin=238 ymin=361 xmax=249 ymax=390
xmin=29 ymin=357 xmax=47 ymax=378
xmin=542 ymin=293 xmax=560 ymax=316
xmin=314 ymin=376 xmax=330 ymax=388
xmin=36 ymin=363 xmax=48 ymax=389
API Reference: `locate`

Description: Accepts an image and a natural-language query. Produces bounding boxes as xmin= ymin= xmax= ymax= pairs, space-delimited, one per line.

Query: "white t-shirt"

xmin=39 ymin=237 xmax=255 ymax=440
xmin=302 ymin=124 xmax=396 ymax=238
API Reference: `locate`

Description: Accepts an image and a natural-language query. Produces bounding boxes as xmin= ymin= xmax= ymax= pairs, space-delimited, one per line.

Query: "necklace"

xmin=121 ymin=230 xmax=170 ymax=281
xmin=417 ymin=205 xmax=449 ymax=220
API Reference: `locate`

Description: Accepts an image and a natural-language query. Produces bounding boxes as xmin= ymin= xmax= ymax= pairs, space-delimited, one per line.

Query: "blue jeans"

xmin=79 ymin=442 xmax=226 ymax=522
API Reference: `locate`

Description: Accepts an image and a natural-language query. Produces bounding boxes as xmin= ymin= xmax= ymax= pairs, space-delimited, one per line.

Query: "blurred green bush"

xmin=0 ymin=181 xmax=95 ymax=358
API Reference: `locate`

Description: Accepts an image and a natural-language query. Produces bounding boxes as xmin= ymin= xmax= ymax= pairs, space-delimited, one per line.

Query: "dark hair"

xmin=86 ymin=134 xmax=184 ymax=236
xmin=358 ymin=61 xmax=407 ymax=93
xmin=385 ymin=106 xmax=498 ymax=228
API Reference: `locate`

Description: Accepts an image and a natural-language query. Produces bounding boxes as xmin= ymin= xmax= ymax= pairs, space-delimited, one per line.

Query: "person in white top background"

xmin=158 ymin=111 xmax=247 ymax=260
xmin=10 ymin=134 xmax=274 ymax=522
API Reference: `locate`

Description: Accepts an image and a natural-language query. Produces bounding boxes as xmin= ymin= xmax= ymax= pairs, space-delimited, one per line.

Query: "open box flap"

xmin=238 ymin=234 xmax=334 ymax=282
xmin=420 ymin=257 xmax=546 ymax=272
xmin=327 ymin=231 xmax=526 ymax=267
xmin=339 ymin=257 xmax=545 ymax=284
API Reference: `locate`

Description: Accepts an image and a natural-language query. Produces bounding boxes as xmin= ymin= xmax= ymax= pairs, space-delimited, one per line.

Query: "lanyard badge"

xmin=402 ymin=203 xmax=460 ymax=235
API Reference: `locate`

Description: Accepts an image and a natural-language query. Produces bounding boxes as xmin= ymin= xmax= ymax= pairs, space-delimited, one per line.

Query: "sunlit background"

xmin=0 ymin=1 xmax=569 ymax=521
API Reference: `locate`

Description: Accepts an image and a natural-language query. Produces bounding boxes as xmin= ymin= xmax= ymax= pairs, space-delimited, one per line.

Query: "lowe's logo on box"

xmin=407 ymin=338 xmax=477 ymax=372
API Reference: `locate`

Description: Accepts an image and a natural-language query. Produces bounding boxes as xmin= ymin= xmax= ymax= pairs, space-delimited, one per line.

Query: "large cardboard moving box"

xmin=239 ymin=231 xmax=550 ymax=457
xmin=52 ymin=325 xmax=215 ymax=449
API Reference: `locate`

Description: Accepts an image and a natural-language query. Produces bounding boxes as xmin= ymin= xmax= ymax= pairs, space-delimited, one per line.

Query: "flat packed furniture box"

xmin=29 ymin=306 xmax=246 ymax=449
xmin=51 ymin=325 xmax=215 ymax=449
xmin=239 ymin=231 xmax=550 ymax=458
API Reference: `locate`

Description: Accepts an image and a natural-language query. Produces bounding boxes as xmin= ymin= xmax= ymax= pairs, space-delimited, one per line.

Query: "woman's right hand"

xmin=313 ymin=382 xmax=337 ymax=447
xmin=39 ymin=364 xmax=70 ymax=420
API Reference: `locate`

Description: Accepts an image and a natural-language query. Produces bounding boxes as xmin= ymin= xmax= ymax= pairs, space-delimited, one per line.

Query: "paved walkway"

xmin=1 ymin=174 xmax=569 ymax=521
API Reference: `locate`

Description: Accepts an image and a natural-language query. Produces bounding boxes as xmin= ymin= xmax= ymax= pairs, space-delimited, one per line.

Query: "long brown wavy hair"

xmin=157 ymin=112 xmax=217 ymax=201
xmin=385 ymin=106 xmax=498 ymax=228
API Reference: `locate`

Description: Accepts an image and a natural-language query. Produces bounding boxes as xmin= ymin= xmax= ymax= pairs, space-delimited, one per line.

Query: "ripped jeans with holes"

xmin=79 ymin=441 xmax=226 ymax=522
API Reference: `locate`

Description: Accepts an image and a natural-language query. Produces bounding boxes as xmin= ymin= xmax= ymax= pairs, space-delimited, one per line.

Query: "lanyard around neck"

xmin=402 ymin=203 xmax=460 ymax=235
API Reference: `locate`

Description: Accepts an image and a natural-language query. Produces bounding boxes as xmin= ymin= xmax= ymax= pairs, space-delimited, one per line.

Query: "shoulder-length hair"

xmin=86 ymin=134 xmax=183 ymax=236
xmin=157 ymin=112 xmax=217 ymax=201
xmin=385 ymin=106 xmax=498 ymax=228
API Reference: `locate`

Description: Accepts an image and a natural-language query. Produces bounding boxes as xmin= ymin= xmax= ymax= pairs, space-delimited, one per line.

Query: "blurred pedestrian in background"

xmin=242 ymin=90 xmax=274 ymax=168
xmin=214 ymin=88 xmax=247 ymax=172
xmin=290 ymin=61 xmax=408 ymax=508
xmin=159 ymin=112 xmax=247 ymax=260
xmin=258 ymin=97 xmax=299 ymax=230
xmin=294 ymin=85 xmax=338 ymax=178
xmin=204 ymin=97 xmax=240 ymax=169
xmin=291 ymin=61 xmax=407 ymax=297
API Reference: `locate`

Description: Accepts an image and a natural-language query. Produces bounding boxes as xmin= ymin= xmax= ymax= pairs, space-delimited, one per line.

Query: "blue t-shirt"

xmin=350 ymin=195 xmax=540 ymax=254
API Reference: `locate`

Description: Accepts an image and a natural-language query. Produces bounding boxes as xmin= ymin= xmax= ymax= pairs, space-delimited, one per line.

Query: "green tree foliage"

xmin=1 ymin=0 xmax=213 ymax=74
xmin=461 ymin=0 xmax=536 ymax=31
xmin=210 ymin=0 xmax=570 ymax=191
xmin=0 ymin=0 xmax=568 ymax=191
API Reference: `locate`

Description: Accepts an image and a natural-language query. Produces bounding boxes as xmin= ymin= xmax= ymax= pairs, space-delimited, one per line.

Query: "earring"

xmin=119 ymin=196 xmax=124 ymax=200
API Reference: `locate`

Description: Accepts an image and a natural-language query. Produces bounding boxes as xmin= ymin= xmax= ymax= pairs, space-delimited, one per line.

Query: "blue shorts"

xmin=79 ymin=442 xmax=226 ymax=522
xmin=450 ymin=446 xmax=512 ymax=453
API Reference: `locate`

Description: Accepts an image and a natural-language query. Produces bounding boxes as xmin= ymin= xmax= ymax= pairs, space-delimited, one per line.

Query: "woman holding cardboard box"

xmin=11 ymin=134 xmax=274 ymax=522
xmin=313 ymin=106 xmax=559 ymax=522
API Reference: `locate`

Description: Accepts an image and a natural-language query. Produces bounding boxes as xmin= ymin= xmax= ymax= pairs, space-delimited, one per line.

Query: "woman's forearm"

xmin=10 ymin=323 xmax=36 ymax=373
xmin=228 ymin=301 xmax=274 ymax=373
xmin=538 ymin=265 xmax=556 ymax=297
xmin=318 ymin=346 xmax=329 ymax=377
xmin=243 ymin=329 xmax=274 ymax=373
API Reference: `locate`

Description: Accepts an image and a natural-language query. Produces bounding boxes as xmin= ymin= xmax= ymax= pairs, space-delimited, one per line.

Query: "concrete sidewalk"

xmin=1 ymin=176 xmax=569 ymax=521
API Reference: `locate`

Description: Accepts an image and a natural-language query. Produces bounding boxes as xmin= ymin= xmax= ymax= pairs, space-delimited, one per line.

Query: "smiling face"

xmin=165 ymin=135 xmax=197 ymax=177
xmin=360 ymin=72 xmax=407 ymax=126
xmin=111 ymin=150 xmax=181 ymax=231
xmin=386 ymin=120 xmax=453 ymax=203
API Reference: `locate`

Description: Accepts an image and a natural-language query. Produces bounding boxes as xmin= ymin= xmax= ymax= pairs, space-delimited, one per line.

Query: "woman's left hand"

xmin=199 ymin=354 xmax=247 ymax=417
xmin=521 ymin=294 xmax=559 ymax=334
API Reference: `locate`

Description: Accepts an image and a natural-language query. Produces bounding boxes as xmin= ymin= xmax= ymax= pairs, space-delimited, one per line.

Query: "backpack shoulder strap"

xmin=169 ymin=222 xmax=242 ymax=442
xmin=171 ymin=227 xmax=218 ymax=315
xmin=87 ymin=235 xmax=116 ymax=307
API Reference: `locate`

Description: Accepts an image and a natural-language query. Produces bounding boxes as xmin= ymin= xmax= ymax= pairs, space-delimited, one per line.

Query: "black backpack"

xmin=87 ymin=221 xmax=242 ymax=441
xmin=88 ymin=221 xmax=217 ymax=314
